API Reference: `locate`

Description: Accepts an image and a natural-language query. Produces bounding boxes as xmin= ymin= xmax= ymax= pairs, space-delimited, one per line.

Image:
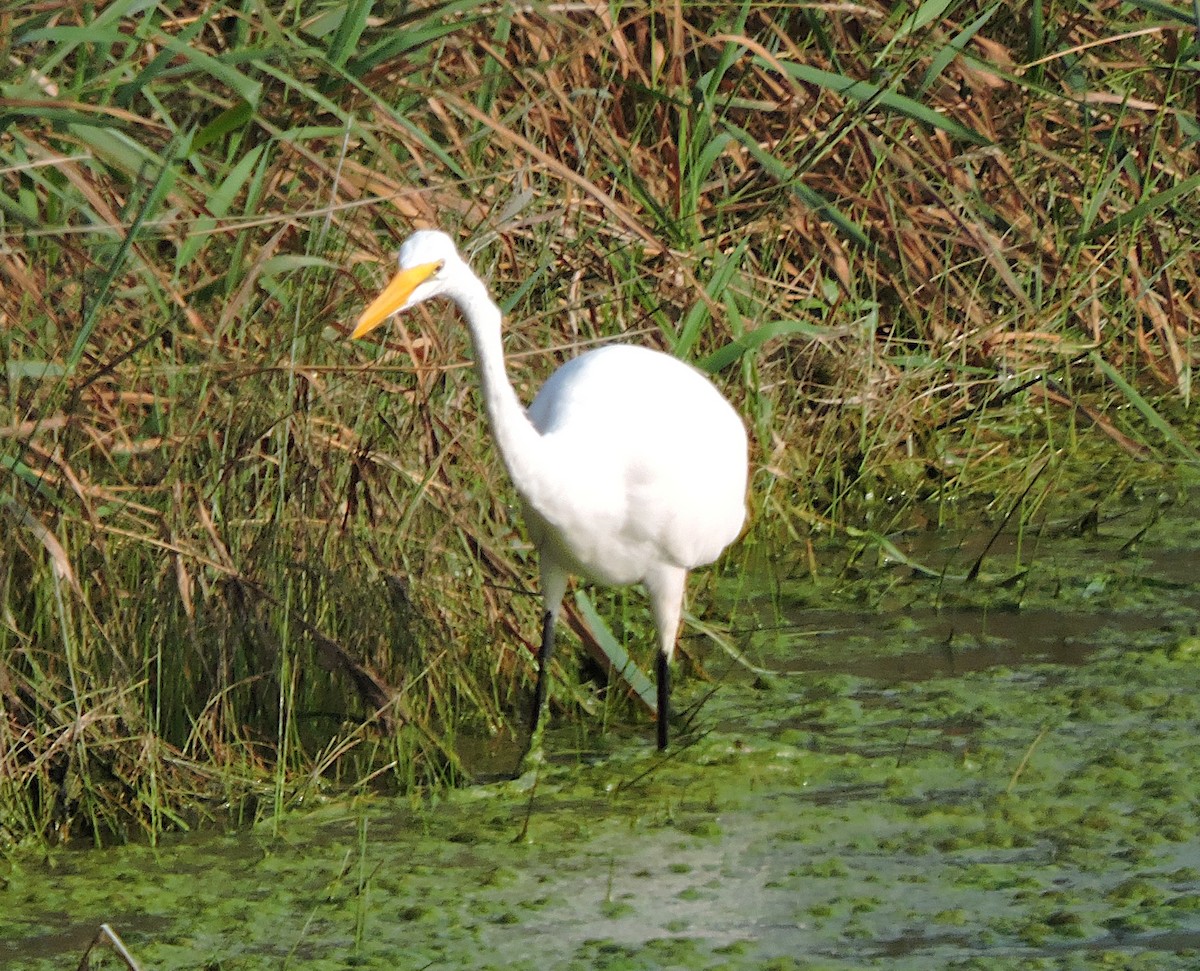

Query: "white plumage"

xmin=352 ymin=231 xmax=747 ymax=749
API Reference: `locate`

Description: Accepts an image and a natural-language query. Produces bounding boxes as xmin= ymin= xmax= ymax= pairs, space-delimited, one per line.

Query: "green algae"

xmin=3 ymin=497 xmax=1200 ymax=969
xmin=3 ymin=638 xmax=1199 ymax=970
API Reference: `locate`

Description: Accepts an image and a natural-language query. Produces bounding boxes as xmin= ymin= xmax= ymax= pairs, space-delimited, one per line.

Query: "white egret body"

xmin=351 ymin=231 xmax=747 ymax=749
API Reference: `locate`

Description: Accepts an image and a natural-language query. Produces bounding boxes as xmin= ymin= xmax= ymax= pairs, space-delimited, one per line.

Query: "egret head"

xmin=351 ymin=230 xmax=464 ymax=339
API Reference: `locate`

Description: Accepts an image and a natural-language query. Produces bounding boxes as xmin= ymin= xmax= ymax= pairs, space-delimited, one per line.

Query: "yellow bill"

xmin=350 ymin=261 xmax=441 ymax=339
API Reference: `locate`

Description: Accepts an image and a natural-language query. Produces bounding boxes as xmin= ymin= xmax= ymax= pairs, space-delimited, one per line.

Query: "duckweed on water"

xmin=3 ymin=637 xmax=1200 ymax=969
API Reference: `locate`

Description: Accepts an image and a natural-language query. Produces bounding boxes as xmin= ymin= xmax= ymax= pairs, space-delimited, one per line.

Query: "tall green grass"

xmin=1 ymin=0 xmax=1198 ymax=846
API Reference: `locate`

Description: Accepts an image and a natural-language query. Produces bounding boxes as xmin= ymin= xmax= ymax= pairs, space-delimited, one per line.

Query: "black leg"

xmin=656 ymin=650 xmax=670 ymax=751
xmin=530 ymin=609 xmax=555 ymax=732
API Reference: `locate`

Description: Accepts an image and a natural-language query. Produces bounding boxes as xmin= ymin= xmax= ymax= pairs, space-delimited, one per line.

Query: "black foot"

xmin=530 ymin=609 xmax=555 ymax=734
xmin=656 ymin=650 xmax=670 ymax=750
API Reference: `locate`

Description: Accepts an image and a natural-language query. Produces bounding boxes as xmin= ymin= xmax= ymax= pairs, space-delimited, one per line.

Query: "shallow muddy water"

xmin=3 ymin=494 xmax=1200 ymax=970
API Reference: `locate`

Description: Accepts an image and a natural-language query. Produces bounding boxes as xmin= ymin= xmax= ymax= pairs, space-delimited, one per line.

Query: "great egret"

xmin=351 ymin=230 xmax=747 ymax=750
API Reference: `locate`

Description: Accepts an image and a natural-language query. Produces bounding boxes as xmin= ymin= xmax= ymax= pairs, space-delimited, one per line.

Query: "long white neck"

xmin=447 ymin=271 xmax=548 ymax=499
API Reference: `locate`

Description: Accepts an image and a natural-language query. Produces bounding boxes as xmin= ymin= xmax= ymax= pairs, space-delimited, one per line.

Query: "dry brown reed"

xmin=1 ymin=0 xmax=1198 ymax=844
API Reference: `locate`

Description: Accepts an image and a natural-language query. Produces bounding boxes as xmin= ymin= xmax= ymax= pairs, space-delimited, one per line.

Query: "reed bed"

xmin=1 ymin=0 xmax=1198 ymax=845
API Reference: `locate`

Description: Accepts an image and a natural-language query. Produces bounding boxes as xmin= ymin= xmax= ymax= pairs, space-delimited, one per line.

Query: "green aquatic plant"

xmin=2 ymin=0 xmax=1198 ymax=845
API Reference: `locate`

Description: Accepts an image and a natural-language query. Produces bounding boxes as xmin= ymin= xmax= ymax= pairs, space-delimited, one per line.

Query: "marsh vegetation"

xmin=2 ymin=0 xmax=1199 ymax=848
